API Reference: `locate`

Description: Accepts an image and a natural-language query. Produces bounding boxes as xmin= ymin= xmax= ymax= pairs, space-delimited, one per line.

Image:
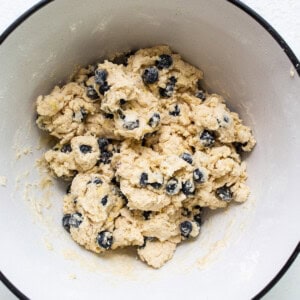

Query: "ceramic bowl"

xmin=0 ymin=1 xmax=299 ymax=299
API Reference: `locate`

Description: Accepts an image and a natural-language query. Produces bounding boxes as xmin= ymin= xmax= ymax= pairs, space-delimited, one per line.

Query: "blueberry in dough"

xmin=140 ymin=172 xmax=148 ymax=187
xmin=148 ymin=113 xmax=160 ymax=128
xmin=99 ymin=81 xmax=110 ymax=95
xmin=216 ymin=185 xmax=233 ymax=202
xmin=119 ymin=98 xmax=126 ymax=105
xmin=200 ymin=130 xmax=215 ymax=147
xmin=61 ymin=144 xmax=72 ymax=153
xmin=180 ymin=153 xmax=193 ymax=164
xmin=193 ymin=168 xmax=205 ymax=184
xmin=104 ymin=113 xmax=114 ymax=119
xmin=169 ymin=104 xmax=180 ymax=116
xmin=182 ymin=179 xmax=195 ymax=196
xmin=99 ymin=151 xmax=113 ymax=164
xmin=143 ymin=211 xmax=152 ymax=220
xmin=159 ymin=76 xmax=177 ymax=98
xmin=166 ymin=178 xmax=180 ymax=195
xmin=79 ymin=144 xmax=92 ymax=154
xmin=156 ymin=54 xmax=173 ymax=69
xmin=97 ymin=231 xmax=113 ymax=249
xmin=94 ymin=69 xmax=107 ymax=85
xmin=180 ymin=221 xmax=193 ymax=238
xmin=101 ymin=195 xmax=108 ymax=206
xmin=149 ymin=182 xmax=163 ymax=189
xmin=194 ymin=214 xmax=202 ymax=226
xmin=92 ymin=177 xmax=103 ymax=185
xmin=142 ymin=67 xmax=159 ymax=84
xmin=62 ymin=212 xmax=83 ymax=233
xmin=86 ymin=86 xmax=99 ymax=100
xmin=195 ymin=90 xmax=206 ymax=100
xmin=97 ymin=138 xmax=109 ymax=151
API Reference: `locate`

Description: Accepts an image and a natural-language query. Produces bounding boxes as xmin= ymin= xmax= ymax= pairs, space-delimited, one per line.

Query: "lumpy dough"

xmin=36 ymin=45 xmax=256 ymax=268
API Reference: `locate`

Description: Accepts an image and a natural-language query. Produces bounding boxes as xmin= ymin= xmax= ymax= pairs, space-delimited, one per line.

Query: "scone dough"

xmin=36 ymin=45 xmax=255 ymax=268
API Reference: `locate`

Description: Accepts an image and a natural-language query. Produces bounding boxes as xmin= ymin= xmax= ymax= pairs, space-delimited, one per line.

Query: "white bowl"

xmin=0 ymin=1 xmax=299 ymax=299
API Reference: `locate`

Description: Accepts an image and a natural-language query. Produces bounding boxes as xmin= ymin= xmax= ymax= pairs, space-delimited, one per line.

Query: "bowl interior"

xmin=0 ymin=0 xmax=299 ymax=299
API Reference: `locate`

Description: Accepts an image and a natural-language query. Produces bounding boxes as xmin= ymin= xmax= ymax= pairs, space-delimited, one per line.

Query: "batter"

xmin=36 ymin=45 xmax=255 ymax=268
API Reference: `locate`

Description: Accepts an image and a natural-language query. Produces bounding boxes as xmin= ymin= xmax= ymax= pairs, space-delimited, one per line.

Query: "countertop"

xmin=0 ymin=0 xmax=299 ymax=299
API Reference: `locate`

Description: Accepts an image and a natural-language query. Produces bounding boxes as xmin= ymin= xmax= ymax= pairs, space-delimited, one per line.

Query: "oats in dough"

xmin=36 ymin=45 xmax=256 ymax=269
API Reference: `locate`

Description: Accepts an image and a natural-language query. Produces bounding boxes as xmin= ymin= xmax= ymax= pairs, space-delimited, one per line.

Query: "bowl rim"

xmin=0 ymin=0 xmax=299 ymax=299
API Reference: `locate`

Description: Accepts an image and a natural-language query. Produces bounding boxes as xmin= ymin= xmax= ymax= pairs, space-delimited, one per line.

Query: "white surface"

xmin=0 ymin=0 xmax=299 ymax=299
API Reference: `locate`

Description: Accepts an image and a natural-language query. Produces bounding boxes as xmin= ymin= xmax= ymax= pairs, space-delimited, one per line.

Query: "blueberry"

xmin=216 ymin=186 xmax=233 ymax=202
xmin=223 ymin=115 xmax=230 ymax=123
xmin=140 ymin=172 xmax=148 ymax=187
xmin=142 ymin=67 xmax=159 ymax=84
xmin=62 ymin=212 xmax=83 ymax=233
xmin=143 ymin=211 xmax=152 ymax=220
xmin=195 ymin=90 xmax=206 ymax=100
xmin=123 ymin=119 xmax=139 ymax=130
xmin=180 ymin=221 xmax=193 ymax=238
xmin=200 ymin=130 xmax=215 ymax=147
xmin=101 ymin=195 xmax=108 ymax=206
xmin=148 ymin=113 xmax=160 ymax=128
xmin=94 ymin=69 xmax=107 ymax=85
xmin=99 ymin=81 xmax=110 ymax=95
xmin=119 ymin=98 xmax=126 ymax=105
xmin=99 ymin=151 xmax=113 ymax=164
xmin=61 ymin=144 xmax=72 ymax=153
xmin=79 ymin=144 xmax=92 ymax=154
xmin=86 ymin=86 xmax=99 ymax=100
xmin=169 ymin=104 xmax=180 ymax=116
xmin=104 ymin=113 xmax=114 ymax=119
xmin=66 ymin=184 xmax=71 ymax=194
xmin=180 ymin=153 xmax=193 ymax=164
xmin=166 ymin=178 xmax=180 ymax=195
xmin=159 ymin=76 xmax=177 ymax=98
xmin=155 ymin=54 xmax=173 ymax=69
xmin=149 ymin=182 xmax=163 ymax=189
xmin=193 ymin=168 xmax=205 ymax=184
xmin=96 ymin=231 xmax=113 ymax=249
xmin=97 ymin=138 xmax=109 ymax=151
xmin=182 ymin=180 xmax=195 ymax=196
xmin=93 ymin=177 xmax=103 ymax=185
xmin=194 ymin=214 xmax=202 ymax=226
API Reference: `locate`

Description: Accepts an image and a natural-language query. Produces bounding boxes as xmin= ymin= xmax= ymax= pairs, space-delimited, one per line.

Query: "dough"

xmin=36 ymin=45 xmax=256 ymax=268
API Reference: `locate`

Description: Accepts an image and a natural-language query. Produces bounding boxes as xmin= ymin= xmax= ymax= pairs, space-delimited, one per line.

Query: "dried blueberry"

xmin=99 ymin=81 xmax=110 ymax=95
xmin=117 ymin=109 xmax=126 ymax=120
xmin=104 ymin=113 xmax=114 ymax=119
xmin=180 ymin=221 xmax=193 ymax=238
xmin=123 ymin=119 xmax=139 ymax=130
xmin=62 ymin=212 xmax=83 ymax=233
xmin=166 ymin=178 xmax=180 ymax=195
xmin=223 ymin=115 xmax=230 ymax=123
xmin=195 ymin=90 xmax=206 ymax=100
xmin=194 ymin=214 xmax=202 ymax=226
xmin=119 ymin=98 xmax=126 ymax=105
xmin=97 ymin=138 xmax=109 ymax=151
xmin=101 ymin=195 xmax=108 ymax=206
xmin=99 ymin=151 xmax=113 ymax=164
xmin=169 ymin=104 xmax=180 ymax=116
xmin=148 ymin=113 xmax=160 ymax=128
xmin=142 ymin=67 xmax=159 ymax=84
xmin=180 ymin=153 xmax=193 ymax=164
xmin=96 ymin=231 xmax=113 ymax=249
xmin=200 ymin=130 xmax=215 ymax=147
xmin=182 ymin=179 xmax=195 ymax=196
xmin=156 ymin=54 xmax=173 ymax=69
xmin=193 ymin=168 xmax=205 ymax=184
xmin=86 ymin=86 xmax=99 ymax=100
xmin=140 ymin=172 xmax=148 ymax=187
xmin=233 ymin=142 xmax=247 ymax=154
xmin=216 ymin=186 xmax=233 ymax=202
xmin=61 ymin=144 xmax=72 ymax=153
xmin=159 ymin=76 xmax=177 ymax=98
xmin=79 ymin=144 xmax=92 ymax=154
xmin=94 ymin=69 xmax=107 ymax=85
xmin=143 ymin=211 xmax=152 ymax=220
